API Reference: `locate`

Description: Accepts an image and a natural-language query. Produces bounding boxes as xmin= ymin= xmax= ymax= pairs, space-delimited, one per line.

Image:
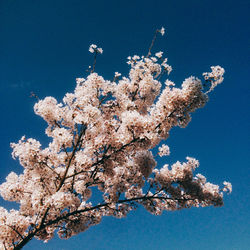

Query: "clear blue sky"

xmin=0 ymin=0 xmax=249 ymax=249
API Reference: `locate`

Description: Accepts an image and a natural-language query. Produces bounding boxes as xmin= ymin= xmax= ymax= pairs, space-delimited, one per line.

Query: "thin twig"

xmin=30 ymin=92 xmax=40 ymax=101
xmin=147 ymin=29 xmax=159 ymax=58
xmin=57 ymin=125 xmax=86 ymax=191
xmin=91 ymin=51 xmax=98 ymax=73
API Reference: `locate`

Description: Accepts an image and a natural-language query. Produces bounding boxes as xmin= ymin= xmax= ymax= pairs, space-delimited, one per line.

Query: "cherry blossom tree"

xmin=0 ymin=28 xmax=231 ymax=249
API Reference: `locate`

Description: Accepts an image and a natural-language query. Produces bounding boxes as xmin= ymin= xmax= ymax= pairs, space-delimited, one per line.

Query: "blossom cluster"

xmin=158 ymin=144 xmax=170 ymax=157
xmin=0 ymin=30 xmax=231 ymax=249
xmin=89 ymin=44 xmax=103 ymax=54
xmin=203 ymin=65 xmax=225 ymax=92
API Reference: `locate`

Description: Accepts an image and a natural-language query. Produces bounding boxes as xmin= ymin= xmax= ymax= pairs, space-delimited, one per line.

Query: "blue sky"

xmin=0 ymin=0 xmax=249 ymax=249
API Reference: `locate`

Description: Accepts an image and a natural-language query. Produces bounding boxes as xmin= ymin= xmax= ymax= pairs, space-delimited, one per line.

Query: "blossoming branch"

xmin=0 ymin=27 xmax=231 ymax=249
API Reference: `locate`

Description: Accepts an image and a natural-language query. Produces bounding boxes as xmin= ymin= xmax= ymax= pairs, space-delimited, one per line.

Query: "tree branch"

xmin=57 ymin=125 xmax=86 ymax=192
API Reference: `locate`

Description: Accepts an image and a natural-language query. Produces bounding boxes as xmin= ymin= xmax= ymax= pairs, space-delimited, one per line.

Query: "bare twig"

xmin=147 ymin=29 xmax=159 ymax=58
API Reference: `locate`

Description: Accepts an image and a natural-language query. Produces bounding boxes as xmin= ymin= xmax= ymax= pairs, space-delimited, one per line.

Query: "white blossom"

xmin=223 ymin=181 xmax=232 ymax=193
xmin=97 ymin=47 xmax=103 ymax=54
xmin=89 ymin=44 xmax=96 ymax=53
xmin=165 ymin=79 xmax=175 ymax=87
xmin=115 ymin=72 xmax=121 ymax=78
xmin=160 ymin=27 xmax=165 ymax=36
xmin=155 ymin=51 xmax=163 ymax=58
